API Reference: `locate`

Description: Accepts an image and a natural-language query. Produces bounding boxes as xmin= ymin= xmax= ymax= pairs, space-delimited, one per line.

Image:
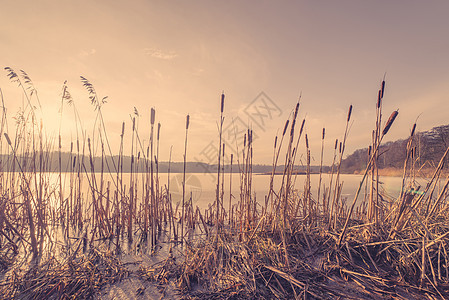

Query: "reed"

xmin=1 ymin=71 xmax=449 ymax=299
xmin=317 ymin=127 xmax=325 ymax=212
xmin=215 ymin=93 xmax=225 ymax=243
xmin=181 ymin=114 xmax=190 ymax=245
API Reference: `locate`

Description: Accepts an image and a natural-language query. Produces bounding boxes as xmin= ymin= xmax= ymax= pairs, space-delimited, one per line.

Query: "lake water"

xmin=150 ymin=173 xmax=407 ymax=209
xmin=46 ymin=171 xmax=439 ymax=211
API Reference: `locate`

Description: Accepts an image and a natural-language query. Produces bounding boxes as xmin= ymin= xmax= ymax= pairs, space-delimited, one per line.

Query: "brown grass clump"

xmin=0 ymin=247 xmax=129 ymax=299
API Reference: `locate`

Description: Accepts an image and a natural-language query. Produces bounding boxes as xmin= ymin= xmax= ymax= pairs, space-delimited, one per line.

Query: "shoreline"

xmin=350 ymin=167 xmax=449 ymax=177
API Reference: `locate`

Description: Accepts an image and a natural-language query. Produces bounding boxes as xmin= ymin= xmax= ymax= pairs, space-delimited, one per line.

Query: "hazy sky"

xmin=1 ymin=0 xmax=449 ymax=166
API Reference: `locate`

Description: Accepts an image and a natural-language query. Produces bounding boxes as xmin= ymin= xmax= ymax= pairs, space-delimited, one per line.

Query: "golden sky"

xmin=1 ymin=0 xmax=449 ymax=164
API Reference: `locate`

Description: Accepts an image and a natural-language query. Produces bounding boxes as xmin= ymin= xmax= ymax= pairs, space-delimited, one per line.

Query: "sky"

xmin=1 ymin=0 xmax=449 ymax=166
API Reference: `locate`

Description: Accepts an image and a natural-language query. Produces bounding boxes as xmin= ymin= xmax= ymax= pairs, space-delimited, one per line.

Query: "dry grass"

xmin=1 ymin=71 xmax=449 ymax=299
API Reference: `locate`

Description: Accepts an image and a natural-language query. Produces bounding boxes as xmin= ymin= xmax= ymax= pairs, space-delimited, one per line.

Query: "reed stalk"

xmin=215 ymin=93 xmax=224 ymax=243
xmin=181 ymin=114 xmax=190 ymax=245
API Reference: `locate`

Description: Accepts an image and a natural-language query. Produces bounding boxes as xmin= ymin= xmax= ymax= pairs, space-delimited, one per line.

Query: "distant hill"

xmin=341 ymin=124 xmax=449 ymax=173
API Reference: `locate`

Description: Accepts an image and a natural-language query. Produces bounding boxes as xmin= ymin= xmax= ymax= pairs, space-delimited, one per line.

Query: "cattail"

xmin=157 ymin=123 xmax=161 ymax=140
xmin=282 ymin=120 xmax=289 ymax=136
xmin=334 ymin=139 xmax=338 ymax=150
xmin=4 ymin=133 xmax=11 ymax=145
xmin=382 ymin=110 xmax=398 ymax=136
xmin=121 ymin=122 xmax=125 ymax=137
xmin=290 ymin=119 xmax=296 ymax=137
xmin=248 ymin=129 xmax=252 ymax=145
xmin=274 ymin=136 xmax=278 ymax=148
xmin=150 ymin=108 xmax=155 ymax=125
xmin=186 ymin=114 xmax=190 ymax=129
xmin=339 ymin=142 xmax=342 ymax=153
xmin=322 ymin=128 xmax=325 ymax=140
xmin=368 ymin=145 xmax=372 ymax=156
xmin=347 ymin=105 xmax=353 ymax=122
xmin=305 ymin=134 xmax=309 ymax=148
xmin=222 ymin=143 xmax=225 ymax=156
xmin=221 ymin=93 xmax=225 ymax=113
xmin=299 ymin=119 xmax=305 ymax=135
xmin=294 ymin=102 xmax=300 ymax=119
xmin=381 ymin=80 xmax=385 ymax=98
xmin=132 ymin=117 xmax=136 ymax=131
xmin=411 ymin=123 xmax=416 ymax=137
xmin=244 ymin=133 xmax=246 ymax=147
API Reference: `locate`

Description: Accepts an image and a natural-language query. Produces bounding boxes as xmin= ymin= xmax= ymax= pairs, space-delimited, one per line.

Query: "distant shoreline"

xmin=350 ymin=167 xmax=448 ymax=178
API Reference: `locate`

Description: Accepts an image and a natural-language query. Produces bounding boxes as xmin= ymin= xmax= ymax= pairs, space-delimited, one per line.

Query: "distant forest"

xmin=3 ymin=125 xmax=448 ymax=176
xmin=0 ymin=151 xmax=329 ymax=174
xmin=341 ymin=124 xmax=449 ymax=173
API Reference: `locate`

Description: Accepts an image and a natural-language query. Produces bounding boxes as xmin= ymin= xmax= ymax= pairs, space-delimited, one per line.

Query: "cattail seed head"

xmin=186 ymin=114 xmax=190 ymax=130
xmin=222 ymin=143 xmax=225 ymax=156
xmin=305 ymin=134 xmax=309 ymax=149
xmin=347 ymin=105 xmax=353 ymax=122
xmin=274 ymin=136 xmax=278 ymax=148
xmin=339 ymin=142 xmax=342 ymax=153
xmin=334 ymin=139 xmax=338 ymax=150
xmin=381 ymin=80 xmax=385 ymax=98
xmin=290 ymin=119 xmax=296 ymax=137
xmin=121 ymin=122 xmax=125 ymax=137
xmin=299 ymin=119 xmax=305 ymax=135
xmin=157 ymin=123 xmax=161 ymax=140
xmin=221 ymin=93 xmax=225 ymax=113
xmin=282 ymin=120 xmax=289 ymax=136
xmin=132 ymin=117 xmax=136 ymax=131
xmin=4 ymin=133 xmax=11 ymax=145
xmin=322 ymin=128 xmax=325 ymax=140
xmin=410 ymin=123 xmax=416 ymax=137
xmin=382 ymin=110 xmax=398 ymax=136
xmin=294 ymin=102 xmax=300 ymax=119
xmin=150 ymin=108 xmax=155 ymax=125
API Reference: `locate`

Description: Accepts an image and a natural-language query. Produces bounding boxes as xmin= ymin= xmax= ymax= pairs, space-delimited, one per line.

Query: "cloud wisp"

xmin=144 ymin=48 xmax=178 ymax=60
